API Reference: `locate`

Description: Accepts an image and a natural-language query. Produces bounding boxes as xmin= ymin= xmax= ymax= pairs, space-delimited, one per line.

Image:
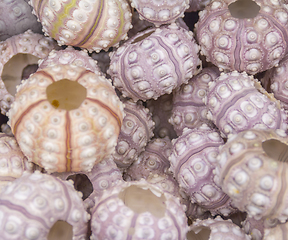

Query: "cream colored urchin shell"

xmin=7 ymin=64 xmax=124 ymax=173
xmin=29 ymin=0 xmax=133 ymax=52
xmin=0 ymin=30 xmax=58 ymax=115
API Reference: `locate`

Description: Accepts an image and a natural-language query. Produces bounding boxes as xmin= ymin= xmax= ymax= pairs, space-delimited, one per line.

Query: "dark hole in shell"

xmin=47 ymin=220 xmax=73 ymax=240
xmin=228 ymin=0 xmax=261 ymax=19
xmin=66 ymin=174 xmax=93 ymax=201
xmin=186 ymin=226 xmax=211 ymax=240
xmin=262 ymin=139 xmax=288 ymax=162
xmin=21 ymin=64 xmax=38 ymax=80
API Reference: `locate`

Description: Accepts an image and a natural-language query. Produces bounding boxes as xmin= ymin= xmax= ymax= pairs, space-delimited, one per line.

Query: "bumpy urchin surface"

xmin=0 ymin=0 xmax=42 ymax=41
xmin=0 ymin=171 xmax=90 ymax=240
xmin=169 ymin=66 xmax=220 ymax=136
xmin=108 ymin=23 xmax=202 ymax=102
xmin=188 ymin=216 xmax=251 ymax=240
xmin=90 ymin=179 xmax=188 ymax=240
xmin=0 ymin=30 xmax=58 ymax=115
xmin=112 ymin=98 xmax=155 ymax=170
xmin=195 ymin=0 xmax=288 ymax=74
xmin=29 ymin=0 xmax=132 ymax=52
xmin=205 ymin=71 xmax=288 ymax=138
xmin=7 ymin=64 xmax=124 ymax=173
xmin=263 ymin=220 xmax=288 ymax=240
xmin=130 ymin=0 xmax=189 ymax=26
xmin=169 ymin=124 xmax=237 ymax=216
xmin=215 ymin=129 xmax=288 ymax=222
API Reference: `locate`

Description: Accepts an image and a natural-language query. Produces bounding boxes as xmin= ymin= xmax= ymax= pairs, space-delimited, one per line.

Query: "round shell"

xmin=7 ymin=64 xmax=124 ymax=173
xmin=0 ymin=30 xmax=58 ymax=115
xmin=215 ymin=129 xmax=288 ymax=222
xmin=30 ymin=0 xmax=133 ymax=52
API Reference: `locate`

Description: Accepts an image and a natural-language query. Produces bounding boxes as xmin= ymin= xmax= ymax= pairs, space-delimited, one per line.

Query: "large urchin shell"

xmin=195 ymin=0 xmax=288 ymax=74
xmin=0 ymin=171 xmax=90 ymax=240
xmin=7 ymin=64 xmax=124 ymax=173
xmin=130 ymin=0 xmax=189 ymax=27
xmin=215 ymin=129 xmax=288 ymax=222
xmin=0 ymin=30 xmax=58 ymax=115
xmin=90 ymin=179 xmax=188 ymax=240
xmin=169 ymin=124 xmax=238 ymax=216
xmin=108 ymin=23 xmax=202 ymax=102
xmin=205 ymin=71 xmax=288 ymax=138
xmin=29 ymin=0 xmax=132 ymax=52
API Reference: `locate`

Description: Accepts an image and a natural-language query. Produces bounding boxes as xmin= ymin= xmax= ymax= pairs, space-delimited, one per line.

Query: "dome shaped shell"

xmin=205 ymin=71 xmax=288 ymax=138
xmin=30 ymin=0 xmax=132 ymax=52
xmin=108 ymin=23 xmax=202 ymax=102
xmin=130 ymin=0 xmax=189 ymax=27
xmin=0 ymin=171 xmax=90 ymax=239
xmin=169 ymin=124 xmax=237 ymax=216
xmin=90 ymin=180 xmax=188 ymax=240
xmin=215 ymin=129 xmax=288 ymax=222
xmin=263 ymin=220 xmax=288 ymax=240
xmin=112 ymin=98 xmax=155 ymax=169
xmin=169 ymin=66 xmax=220 ymax=136
xmin=0 ymin=30 xmax=58 ymax=115
xmin=195 ymin=0 xmax=288 ymax=74
xmin=7 ymin=64 xmax=124 ymax=173
xmin=0 ymin=0 xmax=42 ymax=41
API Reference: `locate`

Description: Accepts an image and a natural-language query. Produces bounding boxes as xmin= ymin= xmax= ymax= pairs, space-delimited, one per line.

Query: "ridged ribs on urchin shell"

xmin=7 ymin=64 xmax=124 ymax=173
xmin=130 ymin=0 xmax=189 ymax=27
xmin=29 ymin=0 xmax=132 ymax=52
xmin=169 ymin=124 xmax=238 ymax=216
xmin=0 ymin=30 xmax=58 ymax=115
xmin=205 ymin=71 xmax=288 ymax=138
xmin=108 ymin=23 xmax=202 ymax=102
xmin=0 ymin=171 xmax=90 ymax=240
xmin=112 ymin=98 xmax=154 ymax=170
xmin=215 ymin=129 xmax=288 ymax=222
xmin=195 ymin=0 xmax=288 ymax=74
xmin=90 ymin=179 xmax=188 ymax=240
xmin=169 ymin=66 xmax=220 ymax=136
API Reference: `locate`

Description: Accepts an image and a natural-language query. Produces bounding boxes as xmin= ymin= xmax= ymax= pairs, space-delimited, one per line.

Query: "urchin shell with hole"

xmin=0 ymin=30 xmax=58 ymax=115
xmin=215 ymin=129 xmax=288 ymax=222
xmin=0 ymin=171 xmax=90 ymax=240
xmin=90 ymin=179 xmax=188 ymax=240
xmin=7 ymin=64 xmax=124 ymax=173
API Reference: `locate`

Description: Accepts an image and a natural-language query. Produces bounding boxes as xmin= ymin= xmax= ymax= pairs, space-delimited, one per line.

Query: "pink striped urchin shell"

xmin=0 ymin=30 xmax=58 ymax=115
xmin=169 ymin=66 xmax=220 ymax=136
xmin=90 ymin=179 xmax=188 ymax=240
xmin=205 ymin=71 xmax=288 ymax=138
xmin=112 ymin=98 xmax=154 ymax=170
xmin=215 ymin=129 xmax=288 ymax=222
xmin=0 ymin=171 xmax=90 ymax=239
xmin=187 ymin=216 xmax=251 ymax=240
xmin=108 ymin=23 xmax=202 ymax=101
xmin=7 ymin=64 xmax=124 ymax=173
xmin=30 ymin=0 xmax=132 ymax=52
xmin=0 ymin=133 xmax=33 ymax=192
xmin=0 ymin=0 xmax=42 ymax=41
xmin=195 ymin=0 xmax=288 ymax=74
xmin=130 ymin=0 xmax=189 ymax=26
xmin=169 ymin=124 xmax=238 ymax=216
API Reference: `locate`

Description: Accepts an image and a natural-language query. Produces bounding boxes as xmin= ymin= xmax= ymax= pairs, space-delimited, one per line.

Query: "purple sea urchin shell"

xmin=7 ymin=64 xmax=124 ymax=173
xmin=195 ymin=0 xmax=288 ymax=74
xmin=0 ymin=171 xmax=90 ymax=239
xmin=30 ymin=0 xmax=133 ymax=52
xmin=108 ymin=23 xmax=202 ymax=101
xmin=0 ymin=30 xmax=58 ymax=115
xmin=205 ymin=71 xmax=288 ymax=138
xmin=215 ymin=129 xmax=288 ymax=222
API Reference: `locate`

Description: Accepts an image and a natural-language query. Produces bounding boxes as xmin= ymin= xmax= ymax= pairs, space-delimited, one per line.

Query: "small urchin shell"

xmin=7 ymin=64 xmax=124 ymax=173
xmin=30 ymin=0 xmax=133 ymax=52
xmin=169 ymin=124 xmax=238 ymax=216
xmin=0 ymin=30 xmax=58 ymax=115
xmin=0 ymin=171 xmax=90 ymax=240
xmin=215 ymin=129 xmax=288 ymax=222
xmin=195 ymin=0 xmax=288 ymax=74
xmin=108 ymin=23 xmax=202 ymax=101
xmin=205 ymin=71 xmax=288 ymax=138
xmin=90 ymin=179 xmax=188 ymax=240
xmin=130 ymin=0 xmax=189 ymax=26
